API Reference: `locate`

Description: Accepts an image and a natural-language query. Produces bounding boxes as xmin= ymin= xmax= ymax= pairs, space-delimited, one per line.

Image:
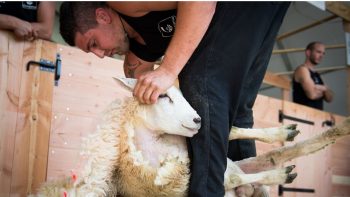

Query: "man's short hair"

xmin=306 ymin=41 xmax=323 ymax=51
xmin=59 ymin=2 xmax=107 ymax=46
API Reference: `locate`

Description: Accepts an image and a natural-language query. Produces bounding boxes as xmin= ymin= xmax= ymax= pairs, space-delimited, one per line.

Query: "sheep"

xmin=35 ymin=77 xmax=350 ymax=197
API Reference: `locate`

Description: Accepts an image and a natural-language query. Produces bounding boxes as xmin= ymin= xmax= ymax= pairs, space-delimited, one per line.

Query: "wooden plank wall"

xmin=330 ymin=114 xmax=350 ymax=196
xmin=253 ymin=95 xmax=284 ymax=196
xmin=253 ymin=95 xmax=284 ymax=155
xmin=280 ymin=102 xmax=347 ymax=197
xmin=0 ymin=30 xmax=22 ymax=197
xmin=282 ymin=102 xmax=330 ymax=197
xmin=0 ymin=31 xmax=57 ymax=196
xmin=46 ymin=44 xmax=128 ymax=180
xmin=252 ymin=96 xmax=349 ymax=197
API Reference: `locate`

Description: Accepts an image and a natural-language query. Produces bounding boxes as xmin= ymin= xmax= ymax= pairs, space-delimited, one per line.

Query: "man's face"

xmin=309 ymin=43 xmax=325 ymax=65
xmin=75 ymin=22 xmax=129 ymax=58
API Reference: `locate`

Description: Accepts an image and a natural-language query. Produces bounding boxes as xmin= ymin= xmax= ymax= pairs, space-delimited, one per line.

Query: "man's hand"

xmin=315 ymin=84 xmax=327 ymax=92
xmin=13 ymin=20 xmax=34 ymax=40
xmin=31 ymin=23 xmax=41 ymax=40
xmin=133 ymin=66 xmax=177 ymax=104
xmin=295 ymin=67 xmax=325 ymax=100
xmin=323 ymin=85 xmax=334 ymax=103
xmin=315 ymin=84 xmax=333 ymax=102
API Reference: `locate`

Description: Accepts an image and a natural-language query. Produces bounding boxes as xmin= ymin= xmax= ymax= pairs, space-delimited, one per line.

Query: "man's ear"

xmin=305 ymin=49 xmax=311 ymax=57
xmin=95 ymin=8 xmax=112 ymax=24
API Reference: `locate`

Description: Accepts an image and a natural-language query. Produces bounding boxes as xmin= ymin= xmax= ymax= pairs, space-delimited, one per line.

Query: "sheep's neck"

xmin=131 ymin=122 xmax=188 ymax=168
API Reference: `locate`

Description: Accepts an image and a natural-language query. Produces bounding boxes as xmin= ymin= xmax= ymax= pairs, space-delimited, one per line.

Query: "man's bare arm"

xmin=295 ymin=66 xmax=324 ymax=100
xmin=313 ymin=84 xmax=333 ymax=102
xmin=108 ymin=2 xmax=217 ymax=103
xmin=31 ymin=2 xmax=55 ymax=40
xmin=0 ymin=14 xmax=33 ymax=39
xmin=108 ymin=1 xmax=216 ymax=75
xmin=323 ymin=87 xmax=333 ymax=102
xmin=136 ymin=2 xmax=217 ymax=104
xmin=160 ymin=2 xmax=216 ymax=79
xmin=107 ymin=2 xmax=177 ymax=17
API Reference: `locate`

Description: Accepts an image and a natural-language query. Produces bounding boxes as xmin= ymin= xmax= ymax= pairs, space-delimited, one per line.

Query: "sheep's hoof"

xmin=286 ymin=124 xmax=297 ymax=130
xmin=285 ymin=165 xmax=296 ymax=173
xmin=285 ymin=173 xmax=298 ymax=183
xmin=286 ymin=130 xmax=300 ymax=141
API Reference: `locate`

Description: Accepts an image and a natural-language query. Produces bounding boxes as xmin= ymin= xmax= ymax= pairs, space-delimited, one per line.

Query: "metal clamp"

xmin=322 ymin=120 xmax=335 ymax=127
xmin=278 ymin=185 xmax=315 ymax=196
xmin=26 ymin=53 xmax=61 ymax=86
xmin=279 ymin=110 xmax=314 ymax=125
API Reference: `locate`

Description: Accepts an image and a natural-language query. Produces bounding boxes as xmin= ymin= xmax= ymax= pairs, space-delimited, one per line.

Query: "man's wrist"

xmin=12 ymin=16 xmax=26 ymax=29
xmin=157 ymin=64 xmax=178 ymax=81
xmin=160 ymin=56 xmax=184 ymax=77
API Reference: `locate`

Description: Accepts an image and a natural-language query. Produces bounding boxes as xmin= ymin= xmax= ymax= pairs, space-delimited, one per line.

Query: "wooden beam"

xmin=272 ymin=44 xmax=345 ymax=54
xmin=332 ymin=175 xmax=350 ymax=186
xmin=343 ymin=19 xmax=350 ymax=33
xmin=343 ymin=20 xmax=350 ymax=115
xmin=282 ymin=89 xmax=290 ymax=101
xmin=275 ymin=66 xmax=348 ymax=76
xmin=30 ymin=40 xmax=56 ymax=193
xmin=326 ymin=2 xmax=350 ymax=22
xmin=263 ymin=71 xmax=290 ymax=90
xmin=276 ymin=15 xmax=337 ymax=41
xmin=348 ymin=68 xmax=350 ymax=115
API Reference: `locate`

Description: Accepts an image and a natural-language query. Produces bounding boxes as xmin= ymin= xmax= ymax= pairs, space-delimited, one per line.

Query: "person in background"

xmin=293 ymin=41 xmax=333 ymax=110
xmin=0 ymin=1 xmax=55 ymax=41
xmin=59 ymin=2 xmax=290 ymax=196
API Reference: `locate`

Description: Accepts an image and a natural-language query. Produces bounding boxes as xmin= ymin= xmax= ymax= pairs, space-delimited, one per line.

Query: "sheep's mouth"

xmin=182 ymin=124 xmax=200 ymax=132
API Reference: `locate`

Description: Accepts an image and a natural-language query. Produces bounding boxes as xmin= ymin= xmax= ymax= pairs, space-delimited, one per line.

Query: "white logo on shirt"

xmin=22 ymin=1 xmax=38 ymax=10
xmin=158 ymin=16 xmax=176 ymax=37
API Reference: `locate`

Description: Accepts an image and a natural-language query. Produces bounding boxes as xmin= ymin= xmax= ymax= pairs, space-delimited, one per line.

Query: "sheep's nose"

xmin=193 ymin=117 xmax=201 ymax=124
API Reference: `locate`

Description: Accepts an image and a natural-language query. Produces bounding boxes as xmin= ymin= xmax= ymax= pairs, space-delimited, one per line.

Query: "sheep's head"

xmin=115 ymin=77 xmax=201 ymax=137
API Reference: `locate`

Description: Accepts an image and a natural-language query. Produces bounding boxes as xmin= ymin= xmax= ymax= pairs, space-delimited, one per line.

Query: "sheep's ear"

xmin=113 ymin=77 xmax=136 ymax=91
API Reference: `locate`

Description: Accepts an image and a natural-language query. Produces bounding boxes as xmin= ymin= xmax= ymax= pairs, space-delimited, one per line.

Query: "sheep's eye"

xmin=159 ymin=94 xmax=173 ymax=103
xmin=159 ymin=94 xmax=168 ymax=98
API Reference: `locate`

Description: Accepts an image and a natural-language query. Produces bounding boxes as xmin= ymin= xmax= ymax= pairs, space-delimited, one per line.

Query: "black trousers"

xmin=179 ymin=2 xmax=290 ymax=196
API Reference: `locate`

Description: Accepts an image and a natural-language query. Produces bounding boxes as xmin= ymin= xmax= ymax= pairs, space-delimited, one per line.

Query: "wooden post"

xmin=31 ymin=40 xmax=56 ymax=193
xmin=343 ymin=20 xmax=350 ymax=115
xmin=5 ymin=37 xmax=56 ymax=196
xmin=348 ymin=68 xmax=350 ymax=115
xmin=282 ymin=89 xmax=290 ymax=101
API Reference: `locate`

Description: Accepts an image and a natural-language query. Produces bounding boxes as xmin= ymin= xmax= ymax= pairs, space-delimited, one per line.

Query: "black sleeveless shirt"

xmin=293 ymin=68 xmax=324 ymax=110
xmin=0 ymin=2 xmax=39 ymax=22
xmin=119 ymin=10 xmax=177 ymax=62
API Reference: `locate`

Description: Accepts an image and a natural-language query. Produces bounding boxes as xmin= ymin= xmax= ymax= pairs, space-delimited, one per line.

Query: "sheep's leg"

xmin=229 ymin=124 xmax=300 ymax=143
xmin=236 ymin=117 xmax=350 ymax=173
xmin=224 ymin=158 xmax=297 ymax=190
